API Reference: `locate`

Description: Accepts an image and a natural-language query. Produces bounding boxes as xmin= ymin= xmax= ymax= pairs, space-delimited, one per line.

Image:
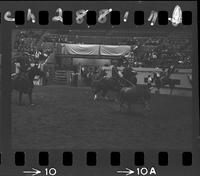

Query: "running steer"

xmin=119 ymin=85 xmax=151 ymax=112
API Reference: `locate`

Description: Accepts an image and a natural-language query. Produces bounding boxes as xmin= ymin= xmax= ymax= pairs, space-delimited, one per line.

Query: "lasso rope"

xmin=119 ymin=76 xmax=135 ymax=87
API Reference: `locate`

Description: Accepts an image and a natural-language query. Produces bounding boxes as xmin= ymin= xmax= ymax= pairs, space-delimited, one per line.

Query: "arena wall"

xmin=102 ymin=66 xmax=192 ymax=89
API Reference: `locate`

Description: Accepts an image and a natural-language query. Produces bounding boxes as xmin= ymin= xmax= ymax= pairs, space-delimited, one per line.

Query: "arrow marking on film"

xmin=23 ymin=168 xmax=41 ymax=176
xmin=117 ymin=168 xmax=134 ymax=176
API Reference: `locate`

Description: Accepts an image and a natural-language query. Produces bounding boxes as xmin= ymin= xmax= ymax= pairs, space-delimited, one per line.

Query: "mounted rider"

xmin=95 ymin=66 xmax=107 ymax=80
xmin=16 ymin=53 xmax=31 ymax=80
xmin=122 ymin=64 xmax=137 ymax=86
xmin=122 ymin=64 xmax=132 ymax=79
xmin=147 ymin=75 xmax=153 ymax=89
xmin=166 ymin=65 xmax=176 ymax=78
xmin=111 ymin=63 xmax=120 ymax=80
xmin=160 ymin=65 xmax=176 ymax=83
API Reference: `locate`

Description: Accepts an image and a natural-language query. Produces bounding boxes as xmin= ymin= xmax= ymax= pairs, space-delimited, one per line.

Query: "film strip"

xmin=0 ymin=5 xmax=192 ymax=27
xmin=0 ymin=152 xmax=194 ymax=166
xmin=0 ymin=1 xmax=199 ymax=176
xmin=0 ymin=8 xmax=193 ymax=26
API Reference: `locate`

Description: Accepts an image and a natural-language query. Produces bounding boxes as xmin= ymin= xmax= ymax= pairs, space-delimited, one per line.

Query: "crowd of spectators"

xmin=133 ymin=48 xmax=192 ymax=68
xmin=13 ymin=30 xmax=192 ymax=69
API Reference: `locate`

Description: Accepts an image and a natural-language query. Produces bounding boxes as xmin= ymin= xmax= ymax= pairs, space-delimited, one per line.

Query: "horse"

xmin=153 ymin=73 xmax=178 ymax=95
xmin=122 ymin=66 xmax=138 ymax=86
xmin=91 ymin=77 xmax=123 ymax=101
xmin=119 ymin=84 xmax=151 ymax=112
xmin=122 ymin=72 xmax=137 ymax=87
xmin=161 ymin=77 xmax=177 ymax=95
xmin=91 ymin=69 xmax=139 ymax=101
xmin=153 ymin=65 xmax=179 ymax=95
xmin=12 ymin=65 xmax=45 ymax=105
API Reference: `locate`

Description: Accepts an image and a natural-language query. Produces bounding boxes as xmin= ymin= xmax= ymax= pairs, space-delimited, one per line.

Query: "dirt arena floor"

xmin=11 ymin=85 xmax=193 ymax=150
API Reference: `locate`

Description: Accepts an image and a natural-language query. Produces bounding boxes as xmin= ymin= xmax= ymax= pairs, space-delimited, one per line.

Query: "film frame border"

xmin=0 ymin=1 xmax=199 ymax=175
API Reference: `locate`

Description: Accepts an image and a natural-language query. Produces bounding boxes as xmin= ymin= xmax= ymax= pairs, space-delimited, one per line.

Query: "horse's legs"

xmin=169 ymin=88 xmax=172 ymax=95
xmin=93 ymin=88 xmax=100 ymax=100
xmin=169 ymin=85 xmax=174 ymax=95
xmin=155 ymin=87 xmax=159 ymax=94
xmin=142 ymin=98 xmax=150 ymax=110
xmin=28 ymin=92 xmax=33 ymax=105
xmin=157 ymin=87 xmax=160 ymax=94
xmin=19 ymin=92 xmax=22 ymax=105
xmin=155 ymin=82 xmax=160 ymax=94
xmin=127 ymin=103 xmax=131 ymax=112
xmin=119 ymin=96 xmax=124 ymax=112
xmin=102 ymin=90 xmax=109 ymax=100
xmin=120 ymin=102 xmax=124 ymax=112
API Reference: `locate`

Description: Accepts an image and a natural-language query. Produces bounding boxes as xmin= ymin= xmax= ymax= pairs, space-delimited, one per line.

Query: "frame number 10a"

xmin=117 ymin=167 xmax=157 ymax=176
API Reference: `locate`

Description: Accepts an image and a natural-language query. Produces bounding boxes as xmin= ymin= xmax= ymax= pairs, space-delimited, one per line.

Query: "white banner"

xmin=61 ymin=44 xmax=99 ymax=55
xmin=73 ymin=58 xmax=110 ymax=66
xmin=100 ymin=45 xmax=131 ymax=56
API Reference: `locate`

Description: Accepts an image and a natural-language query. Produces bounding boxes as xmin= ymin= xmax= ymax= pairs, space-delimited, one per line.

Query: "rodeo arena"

xmin=10 ymin=29 xmax=193 ymax=149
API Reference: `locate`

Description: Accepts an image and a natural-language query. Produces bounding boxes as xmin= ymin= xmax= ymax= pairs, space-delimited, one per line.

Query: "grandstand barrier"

xmin=102 ymin=66 xmax=192 ymax=89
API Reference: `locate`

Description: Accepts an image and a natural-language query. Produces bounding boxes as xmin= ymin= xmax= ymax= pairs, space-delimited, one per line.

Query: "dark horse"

xmin=119 ymin=84 xmax=151 ymax=112
xmin=12 ymin=65 xmax=45 ymax=105
xmin=153 ymin=73 xmax=178 ymax=95
xmin=91 ymin=77 xmax=122 ymax=101
xmin=153 ymin=65 xmax=178 ymax=95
